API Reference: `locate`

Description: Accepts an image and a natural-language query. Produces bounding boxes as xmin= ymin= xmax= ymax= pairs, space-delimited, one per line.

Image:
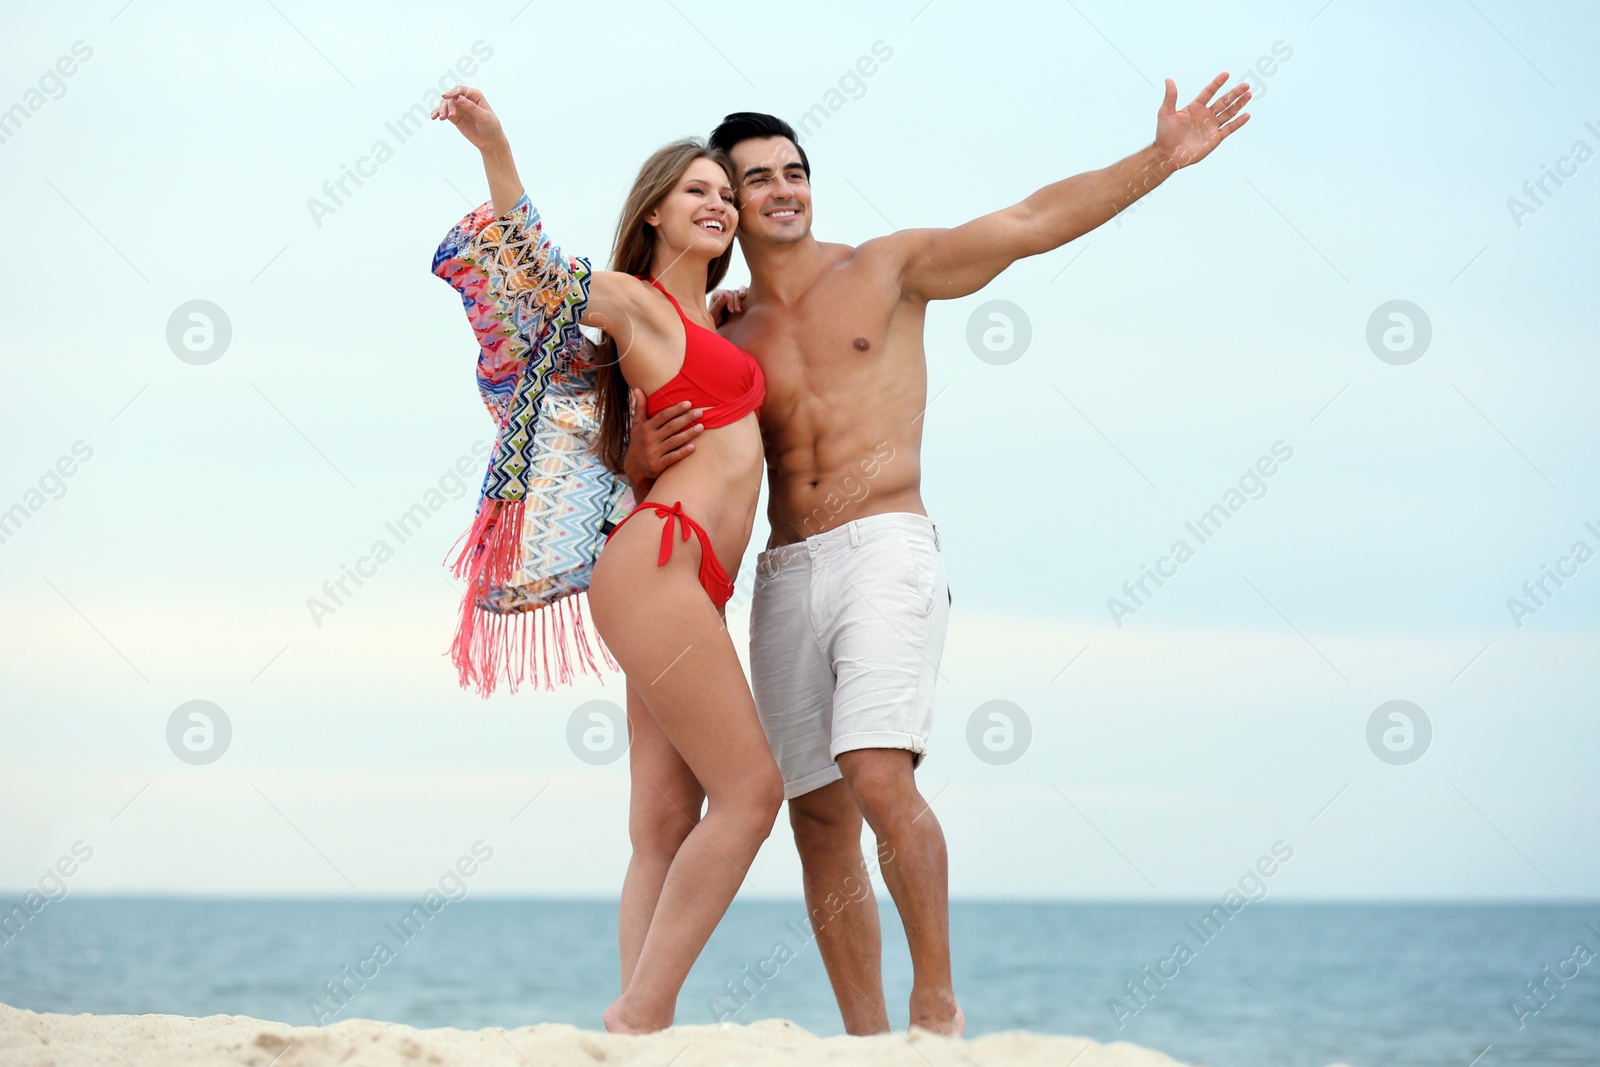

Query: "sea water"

xmin=1 ymin=899 xmax=1595 ymax=1067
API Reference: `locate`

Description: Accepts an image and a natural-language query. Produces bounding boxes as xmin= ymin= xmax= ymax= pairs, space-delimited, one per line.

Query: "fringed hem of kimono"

xmin=446 ymin=497 xmax=620 ymax=696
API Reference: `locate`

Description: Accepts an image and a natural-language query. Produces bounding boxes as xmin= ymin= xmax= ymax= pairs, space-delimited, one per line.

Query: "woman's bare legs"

xmin=618 ymin=678 xmax=704 ymax=988
xmin=589 ymin=520 xmax=784 ymax=1032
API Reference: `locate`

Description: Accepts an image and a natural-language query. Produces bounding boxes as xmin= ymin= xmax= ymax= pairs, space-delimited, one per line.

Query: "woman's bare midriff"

xmin=613 ymin=412 xmax=764 ymax=585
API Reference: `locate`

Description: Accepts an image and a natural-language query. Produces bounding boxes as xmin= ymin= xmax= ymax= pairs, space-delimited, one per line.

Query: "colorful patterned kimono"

xmin=433 ymin=194 xmax=632 ymax=696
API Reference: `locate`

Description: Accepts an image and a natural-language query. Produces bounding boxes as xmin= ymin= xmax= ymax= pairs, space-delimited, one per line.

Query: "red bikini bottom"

xmin=605 ymin=500 xmax=735 ymax=608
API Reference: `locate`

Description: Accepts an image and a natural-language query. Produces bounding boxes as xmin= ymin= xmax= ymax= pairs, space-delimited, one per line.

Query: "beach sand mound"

xmin=0 ymin=1002 xmax=1359 ymax=1066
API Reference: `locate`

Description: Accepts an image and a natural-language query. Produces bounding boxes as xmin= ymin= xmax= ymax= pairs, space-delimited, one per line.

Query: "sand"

xmin=0 ymin=1001 xmax=1364 ymax=1067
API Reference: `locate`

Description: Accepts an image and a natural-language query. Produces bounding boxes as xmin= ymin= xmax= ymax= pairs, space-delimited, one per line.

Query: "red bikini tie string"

xmin=654 ymin=501 xmax=691 ymax=566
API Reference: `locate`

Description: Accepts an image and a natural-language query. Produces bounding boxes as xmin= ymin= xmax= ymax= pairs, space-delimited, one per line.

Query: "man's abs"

xmin=724 ymin=240 xmax=934 ymax=549
xmin=757 ymin=336 xmax=932 ymax=547
xmin=765 ymin=431 xmax=925 ymax=547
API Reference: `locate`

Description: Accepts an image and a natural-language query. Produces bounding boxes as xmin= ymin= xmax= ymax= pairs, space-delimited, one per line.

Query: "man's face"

xmin=728 ymin=136 xmax=812 ymax=246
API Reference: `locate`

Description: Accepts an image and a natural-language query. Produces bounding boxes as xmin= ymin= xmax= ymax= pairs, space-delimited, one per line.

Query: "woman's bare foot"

xmin=602 ymin=998 xmax=644 ymax=1035
xmin=603 ymin=996 xmax=670 ymax=1035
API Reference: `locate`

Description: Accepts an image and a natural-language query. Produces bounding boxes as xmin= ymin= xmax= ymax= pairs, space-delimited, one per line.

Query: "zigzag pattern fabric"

xmin=485 ymin=373 xmax=631 ymax=612
xmin=433 ymin=194 xmax=632 ymax=696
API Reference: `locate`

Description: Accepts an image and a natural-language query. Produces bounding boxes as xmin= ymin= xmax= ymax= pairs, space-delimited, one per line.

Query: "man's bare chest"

xmin=729 ymin=288 xmax=906 ymax=399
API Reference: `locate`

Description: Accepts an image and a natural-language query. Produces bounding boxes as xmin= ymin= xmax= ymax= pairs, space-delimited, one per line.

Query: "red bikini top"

xmin=641 ymin=278 xmax=764 ymax=428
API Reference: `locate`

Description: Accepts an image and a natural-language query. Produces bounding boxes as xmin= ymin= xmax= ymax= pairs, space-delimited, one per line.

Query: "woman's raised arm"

xmin=432 ymin=85 xmax=661 ymax=384
xmin=433 ymin=86 xmax=523 ymax=216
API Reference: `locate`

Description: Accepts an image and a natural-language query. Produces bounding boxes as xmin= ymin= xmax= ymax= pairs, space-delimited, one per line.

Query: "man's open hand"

xmin=1154 ymin=73 xmax=1251 ymax=171
xmin=621 ymin=389 xmax=703 ymax=495
xmin=709 ymin=286 xmax=749 ymax=327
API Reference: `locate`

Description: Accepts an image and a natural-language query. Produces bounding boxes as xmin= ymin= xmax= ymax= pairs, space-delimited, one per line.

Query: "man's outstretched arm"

xmin=898 ymin=73 xmax=1251 ymax=301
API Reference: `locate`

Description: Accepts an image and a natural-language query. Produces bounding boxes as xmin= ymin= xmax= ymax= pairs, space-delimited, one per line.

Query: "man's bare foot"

xmin=602 ymin=997 xmax=656 ymax=1035
xmin=908 ymin=993 xmax=964 ymax=1037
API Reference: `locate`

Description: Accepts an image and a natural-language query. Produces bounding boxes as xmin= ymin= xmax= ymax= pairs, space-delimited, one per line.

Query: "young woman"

xmin=433 ymin=86 xmax=783 ymax=1033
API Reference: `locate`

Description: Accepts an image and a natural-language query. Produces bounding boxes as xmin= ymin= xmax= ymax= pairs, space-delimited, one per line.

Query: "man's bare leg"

xmin=834 ymin=748 xmax=962 ymax=1036
xmin=789 ymin=779 xmax=889 ymax=1034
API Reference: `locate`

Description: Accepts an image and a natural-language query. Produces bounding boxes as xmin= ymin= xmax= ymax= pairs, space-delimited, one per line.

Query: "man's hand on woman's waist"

xmin=622 ymin=388 xmax=704 ymax=495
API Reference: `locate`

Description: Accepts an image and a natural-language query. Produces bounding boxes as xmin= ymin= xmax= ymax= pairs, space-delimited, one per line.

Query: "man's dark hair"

xmin=709 ymin=112 xmax=811 ymax=178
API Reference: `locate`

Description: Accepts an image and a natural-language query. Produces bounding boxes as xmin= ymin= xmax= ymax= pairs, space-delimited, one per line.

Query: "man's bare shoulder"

xmin=845 ymin=232 xmax=942 ymax=300
xmin=811 ymin=237 xmax=906 ymax=289
xmin=810 ymin=239 xmax=861 ymax=272
xmin=853 ymin=230 xmax=929 ymax=264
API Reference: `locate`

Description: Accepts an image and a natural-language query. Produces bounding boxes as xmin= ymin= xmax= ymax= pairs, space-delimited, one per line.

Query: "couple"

xmin=431 ymin=75 xmax=1249 ymax=1035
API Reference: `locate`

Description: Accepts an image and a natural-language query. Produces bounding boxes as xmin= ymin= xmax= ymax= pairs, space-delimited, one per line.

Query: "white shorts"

xmin=749 ymin=512 xmax=952 ymax=799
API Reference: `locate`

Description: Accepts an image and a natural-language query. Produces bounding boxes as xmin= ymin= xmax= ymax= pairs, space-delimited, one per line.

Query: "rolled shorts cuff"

xmin=830 ymin=729 xmax=929 ymax=766
xmin=781 ymin=762 xmax=844 ymax=801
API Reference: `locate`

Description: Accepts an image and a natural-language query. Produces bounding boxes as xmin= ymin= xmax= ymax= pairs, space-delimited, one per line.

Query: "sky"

xmin=1 ymin=0 xmax=1596 ymax=902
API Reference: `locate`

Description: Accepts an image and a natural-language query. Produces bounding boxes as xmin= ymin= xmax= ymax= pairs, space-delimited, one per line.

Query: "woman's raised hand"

xmin=434 ymin=85 xmax=523 ymax=215
xmin=432 ymin=86 xmax=506 ymax=153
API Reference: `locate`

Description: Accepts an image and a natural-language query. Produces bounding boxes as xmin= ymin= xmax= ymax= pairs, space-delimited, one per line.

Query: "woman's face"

xmin=647 ymin=157 xmax=737 ymax=257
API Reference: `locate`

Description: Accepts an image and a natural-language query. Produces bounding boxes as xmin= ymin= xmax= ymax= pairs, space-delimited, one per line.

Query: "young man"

xmin=625 ymin=74 xmax=1252 ymax=1035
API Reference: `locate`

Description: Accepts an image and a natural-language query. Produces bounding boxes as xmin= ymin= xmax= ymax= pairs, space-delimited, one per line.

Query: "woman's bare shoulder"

xmin=584 ymin=271 xmax=681 ymax=366
xmin=590 ymin=271 xmax=671 ymax=321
